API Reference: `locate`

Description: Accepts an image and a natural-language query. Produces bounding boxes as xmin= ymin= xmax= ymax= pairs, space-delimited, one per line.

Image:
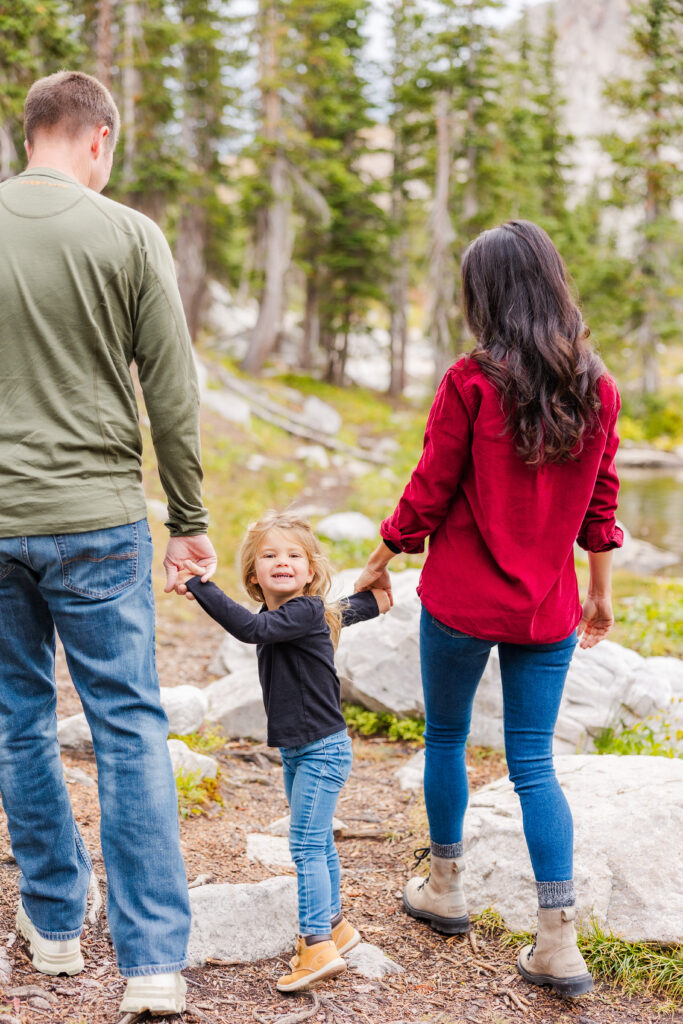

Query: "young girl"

xmin=179 ymin=510 xmax=390 ymax=992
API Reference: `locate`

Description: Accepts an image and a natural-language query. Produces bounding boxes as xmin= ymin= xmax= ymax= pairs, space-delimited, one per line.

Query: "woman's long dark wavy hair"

xmin=462 ymin=220 xmax=604 ymax=466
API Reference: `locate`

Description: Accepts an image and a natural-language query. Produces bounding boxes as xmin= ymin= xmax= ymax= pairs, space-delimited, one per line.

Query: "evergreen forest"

xmin=1 ymin=0 xmax=682 ymax=435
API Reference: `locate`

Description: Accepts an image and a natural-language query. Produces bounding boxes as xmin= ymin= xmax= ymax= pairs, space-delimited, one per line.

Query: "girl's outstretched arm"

xmin=185 ymin=577 xmax=321 ymax=644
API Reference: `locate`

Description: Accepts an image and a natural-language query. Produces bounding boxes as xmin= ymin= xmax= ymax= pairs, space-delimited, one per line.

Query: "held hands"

xmin=163 ymin=535 xmax=217 ymax=597
xmin=370 ymin=588 xmax=392 ymax=615
xmin=577 ymin=593 xmax=614 ymax=649
xmin=354 ymin=542 xmax=395 ymax=608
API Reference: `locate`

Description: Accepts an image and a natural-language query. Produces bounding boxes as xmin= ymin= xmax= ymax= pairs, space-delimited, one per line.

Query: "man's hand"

xmin=163 ymin=535 xmax=217 ymax=595
xmin=577 ymin=593 xmax=614 ymax=649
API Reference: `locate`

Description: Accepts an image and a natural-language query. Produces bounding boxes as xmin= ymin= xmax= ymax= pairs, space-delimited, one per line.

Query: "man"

xmin=0 ymin=71 xmax=217 ymax=1015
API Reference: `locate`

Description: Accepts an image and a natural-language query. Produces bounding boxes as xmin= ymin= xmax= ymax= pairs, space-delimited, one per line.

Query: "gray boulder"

xmin=317 ymin=512 xmax=377 ymax=543
xmin=246 ymin=834 xmax=293 ymax=868
xmin=335 ymin=569 xmax=682 ymax=756
xmin=464 ymin=754 xmax=683 ymax=944
xmin=187 ymin=877 xmax=298 ymax=965
xmin=346 ymin=943 xmax=404 ymax=978
xmin=336 ymin=570 xmax=422 ymax=716
xmin=57 ymin=712 xmax=93 ymax=752
xmin=613 ymin=521 xmax=679 ymax=575
xmin=161 ymin=685 xmax=208 ymax=736
xmin=167 ymin=739 xmax=218 ymax=781
xmin=58 ymin=684 xmax=210 ymax=751
xmin=300 ymin=396 xmax=342 ymax=436
xmin=208 ymin=631 xmax=257 ymax=677
xmin=204 ymin=667 xmax=267 ymax=742
xmin=395 ymin=750 xmax=425 ymax=793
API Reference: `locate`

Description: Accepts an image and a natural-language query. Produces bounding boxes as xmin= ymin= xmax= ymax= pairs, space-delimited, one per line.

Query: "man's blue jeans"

xmin=280 ymin=730 xmax=353 ymax=935
xmin=0 ymin=520 xmax=190 ymax=976
xmin=420 ymin=607 xmax=577 ymax=884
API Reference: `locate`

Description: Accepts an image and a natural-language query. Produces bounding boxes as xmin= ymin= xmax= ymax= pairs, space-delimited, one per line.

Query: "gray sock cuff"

xmin=536 ymin=879 xmax=576 ymax=909
xmin=430 ymin=840 xmax=464 ymax=859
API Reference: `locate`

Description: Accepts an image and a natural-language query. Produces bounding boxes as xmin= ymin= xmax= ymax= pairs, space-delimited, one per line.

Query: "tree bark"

xmin=428 ymin=90 xmax=456 ymax=388
xmin=0 ymin=124 xmax=17 ymax=181
xmin=242 ymin=0 xmax=291 ymax=375
xmin=121 ymin=0 xmax=140 ymax=186
xmin=301 ymin=275 xmax=319 ymax=370
xmin=96 ymin=0 xmax=114 ymax=89
xmin=177 ymin=206 xmax=209 ymax=340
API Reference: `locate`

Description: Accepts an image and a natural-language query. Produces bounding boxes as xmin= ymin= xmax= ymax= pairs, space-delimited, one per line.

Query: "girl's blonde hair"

xmin=240 ymin=510 xmax=343 ymax=647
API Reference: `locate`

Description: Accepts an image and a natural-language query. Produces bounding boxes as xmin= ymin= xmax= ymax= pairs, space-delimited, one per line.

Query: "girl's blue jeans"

xmin=420 ymin=607 xmax=577 ymax=883
xmin=280 ymin=729 xmax=353 ymax=935
xmin=0 ymin=521 xmax=190 ymax=977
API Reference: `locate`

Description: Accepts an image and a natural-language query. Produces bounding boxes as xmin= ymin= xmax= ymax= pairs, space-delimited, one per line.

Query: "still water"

xmin=617 ymin=470 xmax=683 ymax=574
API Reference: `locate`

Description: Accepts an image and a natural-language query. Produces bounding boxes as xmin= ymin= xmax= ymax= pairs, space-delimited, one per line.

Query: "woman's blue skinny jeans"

xmin=420 ymin=607 xmax=577 ymax=884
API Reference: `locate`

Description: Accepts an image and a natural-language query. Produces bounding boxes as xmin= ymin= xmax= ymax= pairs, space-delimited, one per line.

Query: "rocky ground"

xmin=0 ymin=614 xmax=680 ymax=1024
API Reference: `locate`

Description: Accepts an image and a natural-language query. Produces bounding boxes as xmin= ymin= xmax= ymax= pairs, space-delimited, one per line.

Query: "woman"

xmin=355 ymin=220 xmax=622 ymax=998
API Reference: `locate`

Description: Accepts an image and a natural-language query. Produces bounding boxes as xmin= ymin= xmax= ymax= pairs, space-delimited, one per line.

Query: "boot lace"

xmin=412 ymin=847 xmax=431 ymax=891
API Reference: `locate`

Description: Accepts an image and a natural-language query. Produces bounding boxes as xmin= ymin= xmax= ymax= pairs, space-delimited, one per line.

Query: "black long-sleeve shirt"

xmin=186 ymin=578 xmax=379 ymax=747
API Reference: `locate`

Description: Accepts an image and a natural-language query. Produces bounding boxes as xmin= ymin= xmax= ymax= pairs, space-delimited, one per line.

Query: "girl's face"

xmin=251 ymin=529 xmax=314 ymax=608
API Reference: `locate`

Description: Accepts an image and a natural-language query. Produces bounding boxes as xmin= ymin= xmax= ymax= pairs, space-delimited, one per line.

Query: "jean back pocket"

xmin=55 ymin=522 xmax=139 ymax=599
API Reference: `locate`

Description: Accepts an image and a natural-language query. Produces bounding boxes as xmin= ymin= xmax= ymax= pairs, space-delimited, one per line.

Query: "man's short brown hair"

xmin=24 ymin=71 xmax=120 ymax=150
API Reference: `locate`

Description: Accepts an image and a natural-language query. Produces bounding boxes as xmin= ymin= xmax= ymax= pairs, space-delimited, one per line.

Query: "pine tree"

xmin=386 ymin=0 xmax=429 ymax=394
xmin=174 ymin=0 xmax=242 ymax=339
xmin=602 ymin=0 xmax=683 ymax=393
xmin=293 ymin=0 xmax=388 ymax=384
xmin=0 ymin=0 xmax=79 ymax=179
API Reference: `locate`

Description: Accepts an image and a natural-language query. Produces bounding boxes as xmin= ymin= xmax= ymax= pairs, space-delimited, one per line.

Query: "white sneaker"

xmin=119 ymin=972 xmax=187 ymax=1015
xmin=15 ymin=902 xmax=84 ymax=976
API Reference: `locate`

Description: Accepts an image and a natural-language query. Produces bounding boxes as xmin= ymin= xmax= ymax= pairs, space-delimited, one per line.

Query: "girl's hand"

xmin=175 ymin=560 xmax=207 ymax=600
xmin=577 ymin=594 xmax=614 ymax=649
xmin=371 ymin=588 xmax=392 ymax=615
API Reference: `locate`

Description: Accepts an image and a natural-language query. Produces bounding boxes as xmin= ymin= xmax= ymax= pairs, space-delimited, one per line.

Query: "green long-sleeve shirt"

xmin=0 ymin=167 xmax=208 ymax=537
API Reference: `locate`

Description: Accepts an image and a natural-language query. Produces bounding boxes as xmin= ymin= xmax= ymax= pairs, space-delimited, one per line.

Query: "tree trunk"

xmin=242 ymin=0 xmax=290 ymax=375
xmin=242 ymin=152 xmax=290 ymax=374
xmin=301 ymin=275 xmax=319 ymax=370
xmin=177 ymin=205 xmax=208 ymax=340
xmin=388 ymin=224 xmax=408 ymax=396
xmin=0 ymin=124 xmax=17 ymax=181
xmin=96 ymin=0 xmax=114 ymax=89
xmin=121 ymin=0 xmax=140 ymax=186
xmin=428 ymin=90 xmax=456 ymax=388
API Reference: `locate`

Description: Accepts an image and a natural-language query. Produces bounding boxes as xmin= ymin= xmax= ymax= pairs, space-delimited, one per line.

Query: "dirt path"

xmin=0 ymin=616 xmax=679 ymax=1024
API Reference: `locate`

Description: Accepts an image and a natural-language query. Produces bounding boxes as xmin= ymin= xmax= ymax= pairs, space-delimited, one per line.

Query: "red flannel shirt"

xmin=381 ymin=358 xmax=623 ymax=644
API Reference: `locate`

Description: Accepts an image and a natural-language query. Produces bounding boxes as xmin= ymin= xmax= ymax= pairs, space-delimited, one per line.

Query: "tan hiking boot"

xmin=16 ymin=903 xmax=84 ymax=977
xmin=277 ymin=937 xmax=346 ymax=992
xmin=517 ymin=906 xmax=593 ymax=998
xmin=331 ymin=917 xmax=361 ymax=955
xmin=403 ymin=851 xmax=469 ymax=934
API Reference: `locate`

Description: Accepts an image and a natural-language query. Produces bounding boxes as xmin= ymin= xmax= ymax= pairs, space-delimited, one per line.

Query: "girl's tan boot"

xmin=517 ymin=906 xmax=593 ymax=997
xmin=403 ymin=854 xmax=469 ymax=934
xmin=277 ymin=937 xmax=346 ymax=992
xmin=331 ymin=916 xmax=361 ymax=955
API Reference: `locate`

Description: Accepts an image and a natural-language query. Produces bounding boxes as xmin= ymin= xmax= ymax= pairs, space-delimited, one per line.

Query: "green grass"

xmin=594 ymin=712 xmax=683 ymax=759
xmin=343 ymin=701 xmax=425 ymax=743
xmin=620 ymin=393 xmax=683 ymax=449
xmin=175 ymin=769 xmax=223 ymax=819
xmin=169 ymin=724 xmax=227 ymax=755
xmin=472 ymin=908 xmax=683 ymax=1004
xmin=575 ymin=564 xmax=683 ymax=658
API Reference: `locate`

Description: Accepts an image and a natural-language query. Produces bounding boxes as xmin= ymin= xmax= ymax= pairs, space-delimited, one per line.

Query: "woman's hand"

xmin=370 ymin=588 xmax=392 ymax=615
xmin=577 ymin=594 xmax=614 ymax=649
xmin=354 ymin=542 xmax=396 ymax=607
